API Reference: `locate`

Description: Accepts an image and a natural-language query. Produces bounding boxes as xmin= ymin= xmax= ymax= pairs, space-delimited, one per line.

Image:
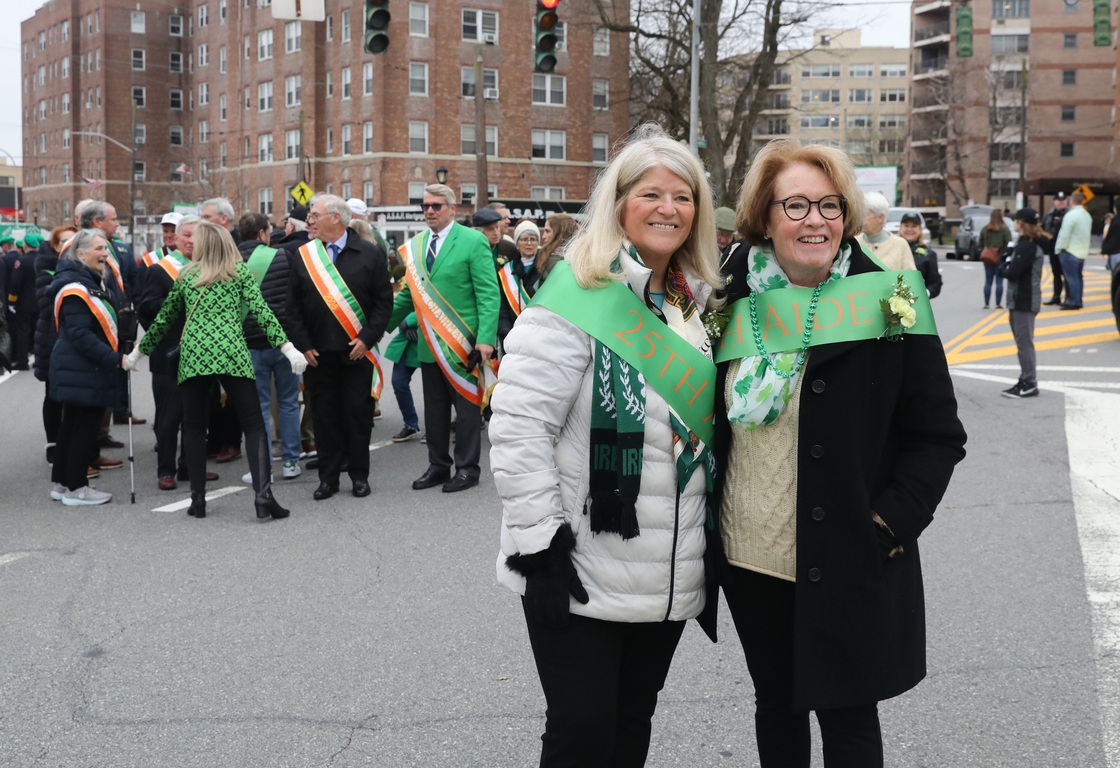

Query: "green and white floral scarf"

xmin=727 ymin=242 xmax=852 ymax=429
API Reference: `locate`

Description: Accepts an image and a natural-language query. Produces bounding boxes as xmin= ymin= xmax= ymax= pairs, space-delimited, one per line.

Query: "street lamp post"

xmin=71 ymin=130 xmax=137 ymax=254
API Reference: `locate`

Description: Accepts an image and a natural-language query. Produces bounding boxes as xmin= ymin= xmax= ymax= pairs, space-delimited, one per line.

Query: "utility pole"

xmin=474 ymin=45 xmax=489 ymax=209
xmin=129 ymin=98 xmax=137 ymax=254
xmin=1018 ymin=58 xmax=1027 ymax=204
xmin=688 ymin=0 xmax=700 ymax=155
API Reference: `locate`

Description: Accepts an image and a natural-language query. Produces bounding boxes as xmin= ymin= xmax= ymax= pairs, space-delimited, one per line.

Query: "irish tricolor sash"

xmin=399 ymin=231 xmax=484 ymax=406
xmin=54 ymin=282 xmax=119 ymax=352
xmin=104 ymin=244 xmax=125 ymax=293
xmin=157 ymin=251 xmax=190 ymax=280
xmin=142 ymin=246 xmax=172 ymax=268
xmin=298 ymin=240 xmax=385 ymax=398
xmin=497 ymin=262 xmax=529 ymax=317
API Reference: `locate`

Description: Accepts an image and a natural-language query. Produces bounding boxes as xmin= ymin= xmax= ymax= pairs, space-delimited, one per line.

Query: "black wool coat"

xmin=704 ymin=239 xmax=967 ymax=710
xmin=32 ymin=251 xmax=60 ymax=382
xmin=286 ymin=229 xmax=393 ymax=353
xmin=48 ymin=260 xmax=123 ymax=408
xmin=238 ymin=239 xmax=296 ymax=350
xmin=136 ymin=261 xmax=184 ymax=377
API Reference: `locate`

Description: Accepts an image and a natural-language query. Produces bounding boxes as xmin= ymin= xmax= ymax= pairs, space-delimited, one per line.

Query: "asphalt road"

xmin=1 ymin=255 xmax=1119 ymax=767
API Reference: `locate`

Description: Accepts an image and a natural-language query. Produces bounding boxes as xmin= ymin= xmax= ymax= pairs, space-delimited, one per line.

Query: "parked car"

xmin=951 ymin=205 xmax=997 ymax=260
xmin=885 ymin=208 xmax=932 ymax=244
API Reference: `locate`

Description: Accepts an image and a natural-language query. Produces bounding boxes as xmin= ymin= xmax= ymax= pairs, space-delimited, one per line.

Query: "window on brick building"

xmin=531 ymin=186 xmax=566 ymax=200
xmin=409 ymin=121 xmax=428 ymax=153
xmin=1060 ymin=142 xmax=1075 ymax=157
xmin=364 ymin=181 xmax=374 ymax=206
xmin=199 ymin=4 xmax=209 ymax=27
xmin=170 ymin=15 xmax=183 ymax=36
xmin=132 ymin=161 xmax=144 ymax=181
xmin=363 ymin=62 xmax=374 ymax=95
xmin=342 ymin=67 xmax=351 ymax=99
xmin=133 ymin=124 xmax=144 ymax=144
xmin=199 ymin=121 xmax=210 ymax=143
xmin=593 ymin=27 xmax=610 ymax=56
xmin=410 ymin=62 xmax=429 ymax=95
xmin=131 ymin=11 xmax=146 ymax=33
xmin=462 ymin=9 xmax=498 ymax=42
xmin=363 ymin=121 xmax=373 ymax=152
xmin=408 ymin=182 xmax=426 ymax=204
xmin=992 ymin=34 xmax=1029 ymax=54
xmin=342 ymin=124 xmax=352 ymax=155
xmin=170 ymin=126 xmax=184 ymax=146
xmin=199 ymin=44 xmax=209 ymax=67
xmin=531 ymin=129 xmax=566 ymax=160
xmin=460 ymin=124 xmax=497 ymax=156
xmin=170 ymin=89 xmax=183 ymax=110
xmin=1063 ymin=33 xmax=1078 ymax=49
xmin=880 ymin=89 xmax=906 ymax=102
xmin=131 ymin=49 xmax=145 ymax=70
xmin=220 ymin=46 xmax=227 ymax=73
xmin=532 ymin=74 xmax=564 ymax=105
xmin=258 ymin=81 xmax=274 ymax=111
xmin=259 ymin=187 xmax=273 ymax=215
xmin=285 ymin=21 xmax=302 ymax=52
xmin=259 ymin=30 xmax=273 ymax=60
xmin=463 ymin=67 xmax=498 ymax=98
xmin=285 ymin=75 xmax=301 ymax=106
xmin=848 ymin=89 xmax=872 ymax=103
xmin=593 ymin=79 xmax=609 ymax=109
xmin=199 ymin=83 xmax=209 ymax=105
xmin=132 ymin=87 xmax=145 ymax=107
xmin=592 ymin=133 xmax=609 ymax=163
xmin=342 ymin=9 xmax=351 ymax=41
xmin=410 ymin=3 xmax=429 ymax=36
xmin=286 ymin=129 xmax=300 ymax=159
xmin=1062 ymin=69 xmax=1077 ymax=85
xmin=170 ymin=52 xmax=183 ymax=73
xmin=1061 ymin=105 xmax=1076 ymax=122
xmin=259 ymin=133 xmax=274 ymax=162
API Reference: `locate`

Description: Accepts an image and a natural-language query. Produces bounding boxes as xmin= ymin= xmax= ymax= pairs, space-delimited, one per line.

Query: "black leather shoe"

xmin=352 ymin=480 xmax=371 ymax=498
xmin=187 ymin=495 xmax=206 ymax=518
xmin=442 ymin=472 xmax=479 ymax=493
xmin=1043 ymin=297 xmax=1062 ymax=306
xmin=1060 ymin=303 xmax=1082 ymax=311
xmin=313 ymin=482 xmax=339 ymax=501
xmin=412 ymin=467 xmax=452 ymax=490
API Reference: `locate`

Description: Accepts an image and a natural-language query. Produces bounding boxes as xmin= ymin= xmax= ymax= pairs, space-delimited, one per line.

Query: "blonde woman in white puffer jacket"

xmin=488 ymin=124 xmax=723 ymax=768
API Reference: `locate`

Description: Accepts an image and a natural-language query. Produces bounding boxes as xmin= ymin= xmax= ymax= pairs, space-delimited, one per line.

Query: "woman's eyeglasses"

xmin=421 ymin=203 xmax=445 ymax=212
xmin=770 ymin=195 xmax=846 ymax=221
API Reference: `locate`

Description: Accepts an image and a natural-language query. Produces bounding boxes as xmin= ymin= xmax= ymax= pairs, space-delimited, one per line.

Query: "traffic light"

xmin=1093 ymin=0 xmax=1111 ymax=46
xmin=955 ymin=6 xmax=972 ymax=58
xmin=535 ymin=0 xmax=560 ymax=73
xmin=364 ymin=0 xmax=390 ymax=54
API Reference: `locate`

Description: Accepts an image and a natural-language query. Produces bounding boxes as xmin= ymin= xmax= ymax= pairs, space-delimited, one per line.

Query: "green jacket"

xmin=385 ymin=311 xmax=420 ymax=368
xmin=139 ymin=262 xmax=287 ymax=384
xmin=980 ymin=224 xmax=1012 ymax=251
xmin=387 ymin=223 xmax=501 ymax=364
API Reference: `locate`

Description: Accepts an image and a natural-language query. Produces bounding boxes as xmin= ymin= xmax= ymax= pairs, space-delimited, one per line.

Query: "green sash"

xmin=245 ymin=245 xmax=277 ymax=286
xmin=715 ymin=270 xmax=938 ymax=363
xmin=530 ymin=261 xmax=716 ymax=446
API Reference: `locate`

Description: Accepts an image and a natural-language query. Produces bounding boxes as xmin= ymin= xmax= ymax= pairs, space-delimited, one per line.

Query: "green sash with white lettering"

xmin=714 ymin=270 xmax=938 ymax=362
xmin=530 ymin=260 xmax=717 ymax=446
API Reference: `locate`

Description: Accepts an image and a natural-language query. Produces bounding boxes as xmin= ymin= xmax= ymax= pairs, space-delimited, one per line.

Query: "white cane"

xmin=126 ymin=364 xmax=136 ymax=504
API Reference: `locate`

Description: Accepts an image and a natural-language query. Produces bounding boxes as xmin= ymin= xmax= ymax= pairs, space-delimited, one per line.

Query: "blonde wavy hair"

xmin=183 ymin=221 xmax=241 ymax=286
xmin=566 ymin=124 xmax=722 ymax=303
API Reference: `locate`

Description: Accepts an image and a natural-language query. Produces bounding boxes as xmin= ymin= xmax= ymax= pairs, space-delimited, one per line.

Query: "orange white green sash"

xmin=157 ymin=251 xmax=191 ymax=280
xmin=498 ymin=262 xmax=529 ymax=317
xmin=298 ymin=239 xmax=385 ymax=398
xmin=399 ymin=230 xmax=484 ymax=405
xmin=104 ymin=243 xmax=125 ymax=293
xmin=54 ymin=282 xmax=119 ymax=352
xmin=142 ymin=246 xmax=172 ymax=268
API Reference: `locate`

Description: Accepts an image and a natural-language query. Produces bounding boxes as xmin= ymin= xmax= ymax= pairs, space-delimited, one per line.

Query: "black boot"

xmin=188 ymin=493 xmax=206 ymax=518
xmin=252 ymin=434 xmax=290 ymax=520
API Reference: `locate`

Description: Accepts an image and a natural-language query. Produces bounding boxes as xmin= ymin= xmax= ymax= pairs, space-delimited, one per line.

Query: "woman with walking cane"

xmin=47 ymin=229 xmax=127 ymax=506
xmin=125 ymin=222 xmax=307 ymax=521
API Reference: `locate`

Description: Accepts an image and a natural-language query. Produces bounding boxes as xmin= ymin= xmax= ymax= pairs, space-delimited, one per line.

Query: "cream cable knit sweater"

xmin=720 ymin=358 xmax=806 ymax=582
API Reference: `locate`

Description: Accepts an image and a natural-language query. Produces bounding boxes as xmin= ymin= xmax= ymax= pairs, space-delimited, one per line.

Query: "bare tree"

xmin=593 ymin=0 xmax=822 ymax=206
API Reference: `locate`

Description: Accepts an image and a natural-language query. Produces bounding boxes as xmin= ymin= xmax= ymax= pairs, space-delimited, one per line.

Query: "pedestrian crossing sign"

xmin=1074 ymin=184 xmax=1095 ymax=204
xmin=291 ymin=181 xmax=315 ymax=205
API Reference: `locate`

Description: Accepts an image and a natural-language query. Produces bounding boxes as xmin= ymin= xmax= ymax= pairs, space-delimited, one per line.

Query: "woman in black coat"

xmin=48 ymin=229 xmax=126 ymax=506
xmin=709 ymin=140 xmax=967 ymax=766
xmin=34 ymin=225 xmax=79 ymax=467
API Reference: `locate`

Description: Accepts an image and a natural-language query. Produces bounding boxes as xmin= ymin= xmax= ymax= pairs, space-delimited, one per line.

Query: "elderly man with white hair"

xmin=856 ymin=192 xmax=916 ymax=272
xmin=286 ymin=193 xmax=394 ymax=500
xmin=200 ymin=197 xmax=242 ymax=245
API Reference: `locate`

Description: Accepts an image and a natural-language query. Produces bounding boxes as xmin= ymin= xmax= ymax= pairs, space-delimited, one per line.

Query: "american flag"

xmin=175 ymin=164 xmax=193 ymax=176
xmin=80 ymin=176 xmax=104 ymax=189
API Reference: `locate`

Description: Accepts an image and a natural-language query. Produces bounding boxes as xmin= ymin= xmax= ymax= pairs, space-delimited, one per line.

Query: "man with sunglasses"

xmin=856 ymin=192 xmax=916 ymax=272
xmin=387 ymin=184 xmax=501 ymax=493
xmin=287 ymin=194 xmax=394 ymax=500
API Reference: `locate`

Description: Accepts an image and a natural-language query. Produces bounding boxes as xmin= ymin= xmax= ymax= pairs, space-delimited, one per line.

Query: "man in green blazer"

xmin=388 ymin=183 xmax=500 ymax=492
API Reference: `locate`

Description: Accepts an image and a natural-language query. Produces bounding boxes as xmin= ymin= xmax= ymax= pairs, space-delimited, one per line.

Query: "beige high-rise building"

xmin=908 ymin=0 xmax=1117 ymax=219
xmin=752 ymin=29 xmax=910 ymax=186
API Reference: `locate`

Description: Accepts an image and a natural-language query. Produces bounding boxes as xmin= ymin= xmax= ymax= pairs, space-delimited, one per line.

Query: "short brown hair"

xmin=1071 ymin=191 xmax=1086 ymax=205
xmin=736 ymin=140 xmax=867 ymax=246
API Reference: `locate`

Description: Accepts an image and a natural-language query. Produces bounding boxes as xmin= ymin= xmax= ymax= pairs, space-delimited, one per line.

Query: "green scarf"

xmin=728 ymin=243 xmax=852 ymax=429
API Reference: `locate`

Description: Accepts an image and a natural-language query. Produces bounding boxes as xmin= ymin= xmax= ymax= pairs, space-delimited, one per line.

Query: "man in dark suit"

xmin=287 ymin=194 xmax=394 ymax=500
xmin=387 ymin=184 xmax=501 ymax=493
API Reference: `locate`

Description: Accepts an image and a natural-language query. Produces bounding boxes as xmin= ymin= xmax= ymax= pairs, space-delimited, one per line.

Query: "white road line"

xmin=0 ymin=552 xmax=32 ymax=567
xmin=954 ymin=364 xmax=1120 ymax=373
xmin=1066 ymin=388 xmax=1120 ymax=767
xmin=151 ymin=486 xmax=246 ymax=513
xmin=0 ymin=370 xmax=19 ymax=386
xmin=949 ymin=369 xmax=1117 ymax=393
xmin=369 ymin=440 xmax=392 ymax=451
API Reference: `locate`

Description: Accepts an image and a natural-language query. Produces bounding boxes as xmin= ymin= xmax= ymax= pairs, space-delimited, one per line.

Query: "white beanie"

xmin=513 ymin=220 xmax=541 ymax=243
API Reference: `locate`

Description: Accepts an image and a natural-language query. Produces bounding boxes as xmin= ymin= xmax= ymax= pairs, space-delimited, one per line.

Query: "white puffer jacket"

xmin=490 ymin=253 xmax=713 ymax=623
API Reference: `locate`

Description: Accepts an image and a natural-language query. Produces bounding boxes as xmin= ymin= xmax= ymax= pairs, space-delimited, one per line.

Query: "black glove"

xmin=506 ymin=523 xmax=589 ymax=629
xmin=399 ymin=321 xmax=418 ymax=343
xmin=465 ymin=348 xmax=482 ymax=373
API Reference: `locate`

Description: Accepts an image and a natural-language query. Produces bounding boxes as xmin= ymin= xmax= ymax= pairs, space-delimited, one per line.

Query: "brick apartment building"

xmin=21 ymin=0 xmax=630 ymax=238
xmin=908 ymin=0 xmax=1117 ymax=219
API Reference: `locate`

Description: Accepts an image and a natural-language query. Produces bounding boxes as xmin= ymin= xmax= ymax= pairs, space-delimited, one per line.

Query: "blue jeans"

xmin=250 ymin=348 xmax=302 ymax=462
xmin=391 ymin=361 xmax=419 ymax=431
xmin=982 ymin=262 xmax=1003 ymax=307
xmin=1058 ymin=251 xmax=1085 ymax=306
xmin=1106 ymin=253 xmax=1120 ymax=272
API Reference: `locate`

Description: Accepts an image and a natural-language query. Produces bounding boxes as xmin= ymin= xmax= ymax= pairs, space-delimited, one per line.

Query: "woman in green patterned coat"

xmin=125 ymin=222 xmax=307 ymax=520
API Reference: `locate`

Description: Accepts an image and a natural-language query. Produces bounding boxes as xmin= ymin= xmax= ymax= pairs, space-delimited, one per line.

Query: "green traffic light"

xmin=364 ymin=0 xmax=391 ymax=54
xmin=534 ymin=2 xmax=560 ymax=72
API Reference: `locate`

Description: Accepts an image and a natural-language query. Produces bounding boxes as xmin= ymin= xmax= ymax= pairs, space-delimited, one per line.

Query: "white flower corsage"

xmin=701 ymin=308 xmax=732 ymax=340
xmin=879 ymin=273 xmax=917 ymax=340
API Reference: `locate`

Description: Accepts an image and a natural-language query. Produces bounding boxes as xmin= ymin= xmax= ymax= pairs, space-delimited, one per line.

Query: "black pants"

xmin=723 ymin=567 xmax=883 ymax=768
xmin=55 ymin=403 xmax=103 ymax=491
xmin=1048 ymin=251 xmax=1065 ymax=301
xmin=152 ymin=372 xmax=187 ymax=478
xmin=180 ymin=375 xmax=265 ymax=498
xmin=304 ymin=351 xmax=375 ymax=485
xmin=522 ymin=600 xmax=686 ymax=768
xmin=10 ymin=312 xmax=33 ymax=368
xmin=421 ymin=361 xmax=481 ymax=478
xmin=207 ymin=381 xmax=242 ymax=452
xmin=42 ymin=382 xmax=63 ymax=450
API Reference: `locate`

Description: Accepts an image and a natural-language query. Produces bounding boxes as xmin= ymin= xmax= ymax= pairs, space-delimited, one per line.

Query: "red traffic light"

xmin=539 ymin=0 xmax=561 ymax=8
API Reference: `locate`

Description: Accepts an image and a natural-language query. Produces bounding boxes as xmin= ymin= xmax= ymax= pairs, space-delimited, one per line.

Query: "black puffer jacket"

xmin=47 ymin=259 xmax=122 ymax=407
xmin=238 ymin=239 xmax=295 ymax=350
xmin=136 ymin=260 xmax=183 ymax=377
xmin=999 ymin=235 xmax=1045 ymax=313
xmin=32 ymin=250 xmax=60 ymax=382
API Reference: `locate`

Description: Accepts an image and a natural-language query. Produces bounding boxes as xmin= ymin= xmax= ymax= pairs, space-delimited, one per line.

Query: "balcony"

xmin=909 ymin=159 xmax=946 ymax=180
xmin=914 ymin=0 xmax=950 ymax=15
xmin=911 ymin=193 xmax=946 ymax=208
xmin=915 ymin=56 xmax=949 ymax=76
xmin=915 ymin=21 xmax=950 ymax=44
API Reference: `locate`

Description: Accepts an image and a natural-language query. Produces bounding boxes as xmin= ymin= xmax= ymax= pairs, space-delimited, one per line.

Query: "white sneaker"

xmin=61 ymin=486 xmax=112 ymax=506
xmin=50 ymin=483 xmax=68 ymax=501
xmin=282 ymin=460 xmax=301 ymax=478
xmin=242 ymin=471 xmax=273 ymax=484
